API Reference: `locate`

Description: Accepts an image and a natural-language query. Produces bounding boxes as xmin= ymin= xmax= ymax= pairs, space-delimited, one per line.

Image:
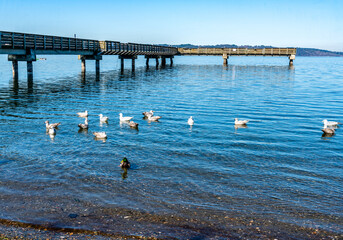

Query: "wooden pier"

xmin=0 ymin=31 xmax=296 ymax=80
xmin=178 ymin=47 xmax=297 ymax=65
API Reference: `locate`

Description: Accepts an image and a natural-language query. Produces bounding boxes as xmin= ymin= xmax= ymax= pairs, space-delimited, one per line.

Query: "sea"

xmin=0 ymin=55 xmax=342 ymax=239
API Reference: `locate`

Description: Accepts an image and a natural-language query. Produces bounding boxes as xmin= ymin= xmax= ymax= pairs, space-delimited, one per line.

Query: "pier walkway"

xmin=0 ymin=31 xmax=296 ymax=80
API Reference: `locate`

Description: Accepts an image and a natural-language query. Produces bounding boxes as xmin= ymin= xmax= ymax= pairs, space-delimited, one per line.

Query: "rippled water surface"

xmin=0 ymin=55 xmax=342 ymax=239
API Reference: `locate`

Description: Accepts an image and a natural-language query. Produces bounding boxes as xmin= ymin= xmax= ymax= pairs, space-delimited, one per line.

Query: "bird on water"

xmin=93 ymin=131 xmax=107 ymax=139
xmin=45 ymin=120 xmax=61 ymax=129
xmin=78 ymin=117 xmax=89 ymax=129
xmin=148 ymin=114 xmax=162 ymax=122
xmin=77 ymin=110 xmax=88 ymax=118
xmin=142 ymin=110 xmax=154 ymax=118
xmin=322 ymin=119 xmax=341 ymax=127
xmin=119 ymin=113 xmax=133 ymax=122
xmin=188 ymin=116 xmax=194 ymax=126
xmin=99 ymin=114 xmax=109 ymax=123
xmin=129 ymin=121 xmax=139 ymax=129
xmin=120 ymin=157 xmax=131 ymax=169
xmin=234 ymin=118 xmax=249 ymax=125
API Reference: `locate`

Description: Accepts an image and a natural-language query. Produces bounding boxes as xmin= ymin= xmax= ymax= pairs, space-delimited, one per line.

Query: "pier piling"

xmin=12 ymin=60 xmax=18 ymax=79
xmin=223 ymin=53 xmax=228 ymax=65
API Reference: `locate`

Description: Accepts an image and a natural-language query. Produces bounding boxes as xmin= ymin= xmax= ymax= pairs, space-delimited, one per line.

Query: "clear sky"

xmin=0 ymin=0 xmax=342 ymax=51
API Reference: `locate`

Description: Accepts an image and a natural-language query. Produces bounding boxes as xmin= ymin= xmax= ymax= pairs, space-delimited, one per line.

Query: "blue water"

xmin=0 ymin=55 xmax=342 ymax=239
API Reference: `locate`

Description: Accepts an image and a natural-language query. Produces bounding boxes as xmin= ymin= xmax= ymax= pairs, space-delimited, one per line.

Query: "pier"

xmin=0 ymin=31 xmax=296 ymax=80
xmin=178 ymin=47 xmax=297 ymax=65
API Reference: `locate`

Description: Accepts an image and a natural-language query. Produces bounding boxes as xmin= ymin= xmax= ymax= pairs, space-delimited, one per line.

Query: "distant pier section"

xmin=0 ymin=31 xmax=296 ymax=80
xmin=178 ymin=47 xmax=297 ymax=65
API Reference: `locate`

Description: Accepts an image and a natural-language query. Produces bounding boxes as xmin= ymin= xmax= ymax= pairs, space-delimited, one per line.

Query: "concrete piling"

xmin=12 ymin=60 xmax=18 ymax=79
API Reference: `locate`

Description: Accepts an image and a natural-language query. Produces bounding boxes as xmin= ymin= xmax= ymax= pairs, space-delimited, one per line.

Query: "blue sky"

xmin=0 ymin=0 xmax=342 ymax=51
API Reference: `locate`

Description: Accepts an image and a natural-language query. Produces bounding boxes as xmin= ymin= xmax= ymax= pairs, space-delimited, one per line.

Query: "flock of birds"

xmin=45 ymin=111 xmax=341 ymax=140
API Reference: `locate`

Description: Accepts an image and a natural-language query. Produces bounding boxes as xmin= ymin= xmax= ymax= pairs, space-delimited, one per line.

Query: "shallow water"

xmin=0 ymin=55 xmax=342 ymax=239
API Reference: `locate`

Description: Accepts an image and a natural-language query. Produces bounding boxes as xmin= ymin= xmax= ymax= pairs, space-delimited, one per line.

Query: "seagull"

xmin=148 ymin=115 xmax=162 ymax=122
xmin=322 ymin=127 xmax=335 ymax=135
xmin=119 ymin=113 xmax=133 ymax=122
xmin=99 ymin=114 xmax=109 ymax=123
xmin=129 ymin=121 xmax=139 ymax=129
xmin=235 ymin=118 xmax=249 ymax=125
xmin=77 ymin=110 xmax=88 ymax=118
xmin=142 ymin=110 xmax=154 ymax=118
xmin=45 ymin=120 xmax=61 ymax=129
xmin=93 ymin=132 xmax=107 ymax=139
xmin=78 ymin=117 xmax=89 ymax=129
xmin=322 ymin=119 xmax=341 ymax=127
xmin=188 ymin=116 xmax=194 ymax=126
xmin=48 ymin=126 xmax=56 ymax=135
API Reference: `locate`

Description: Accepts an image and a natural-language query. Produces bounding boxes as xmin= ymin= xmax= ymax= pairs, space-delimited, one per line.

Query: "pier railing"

xmin=178 ymin=47 xmax=297 ymax=56
xmin=100 ymin=41 xmax=177 ymax=56
xmin=0 ymin=31 xmax=178 ymax=56
xmin=0 ymin=31 xmax=100 ymax=54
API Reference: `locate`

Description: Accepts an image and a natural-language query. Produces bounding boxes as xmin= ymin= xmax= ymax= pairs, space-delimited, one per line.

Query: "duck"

xmin=119 ymin=113 xmax=133 ymax=122
xmin=78 ymin=117 xmax=89 ymax=129
xmin=99 ymin=114 xmax=109 ymax=123
xmin=142 ymin=110 xmax=154 ymax=118
xmin=93 ymin=131 xmax=107 ymax=139
xmin=48 ymin=126 xmax=56 ymax=135
xmin=129 ymin=121 xmax=139 ymax=129
xmin=235 ymin=118 xmax=249 ymax=125
xmin=77 ymin=110 xmax=88 ymax=118
xmin=322 ymin=119 xmax=341 ymax=127
xmin=148 ymin=115 xmax=162 ymax=122
xmin=45 ymin=120 xmax=61 ymax=129
xmin=188 ymin=116 xmax=194 ymax=126
xmin=119 ymin=157 xmax=131 ymax=169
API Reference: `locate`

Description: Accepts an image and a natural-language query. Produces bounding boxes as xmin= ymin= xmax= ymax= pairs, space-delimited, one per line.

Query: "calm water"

xmin=0 ymin=55 xmax=342 ymax=239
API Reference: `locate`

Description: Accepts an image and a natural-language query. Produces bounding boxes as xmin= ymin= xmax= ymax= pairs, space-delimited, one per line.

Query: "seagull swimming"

xmin=188 ymin=116 xmax=194 ymax=126
xmin=93 ymin=132 xmax=107 ymax=139
xmin=129 ymin=121 xmax=139 ymax=129
xmin=45 ymin=120 xmax=61 ymax=129
xmin=148 ymin=115 xmax=162 ymax=122
xmin=99 ymin=114 xmax=109 ymax=123
xmin=77 ymin=110 xmax=88 ymax=118
xmin=78 ymin=117 xmax=89 ymax=129
xmin=322 ymin=119 xmax=341 ymax=127
xmin=119 ymin=113 xmax=133 ymax=122
xmin=235 ymin=118 xmax=249 ymax=125
xmin=48 ymin=126 xmax=56 ymax=135
xmin=142 ymin=110 xmax=154 ymax=118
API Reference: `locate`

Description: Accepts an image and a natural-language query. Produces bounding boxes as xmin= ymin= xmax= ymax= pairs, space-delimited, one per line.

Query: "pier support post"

xmin=146 ymin=57 xmax=150 ymax=69
xmin=223 ymin=53 xmax=228 ymax=65
xmin=289 ymin=54 xmax=295 ymax=66
xmin=156 ymin=58 xmax=159 ymax=68
xmin=161 ymin=57 xmax=166 ymax=67
xmin=78 ymin=55 xmax=102 ymax=76
xmin=27 ymin=61 xmax=33 ymax=80
xmin=12 ymin=60 xmax=18 ymax=79
xmin=8 ymin=51 xmax=36 ymax=81
xmin=170 ymin=56 xmax=174 ymax=66
xmin=132 ymin=58 xmax=135 ymax=72
xmin=119 ymin=55 xmax=137 ymax=72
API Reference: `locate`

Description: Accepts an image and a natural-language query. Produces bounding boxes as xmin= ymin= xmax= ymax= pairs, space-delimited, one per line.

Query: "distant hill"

xmin=167 ymin=44 xmax=343 ymax=57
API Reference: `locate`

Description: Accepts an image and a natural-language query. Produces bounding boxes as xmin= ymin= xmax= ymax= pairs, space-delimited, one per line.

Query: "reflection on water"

xmin=0 ymin=56 xmax=342 ymax=239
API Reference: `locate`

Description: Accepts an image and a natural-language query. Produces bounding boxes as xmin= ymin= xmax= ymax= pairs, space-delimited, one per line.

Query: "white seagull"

xmin=77 ymin=110 xmax=88 ymax=118
xmin=93 ymin=132 xmax=107 ymax=139
xmin=45 ymin=120 xmax=61 ymax=129
xmin=322 ymin=119 xmax=341 ymax=127
xmin=119 ymin=113 xmax=133 ymax=122
xmin=48 ymin=126 xmax=56 ymax=135
xmin=235 ymin=118 xmax=249 ymax=125
xmin=99 ymin=114 xmax=109 ymax=123
xmin=148 ymin=115 xmax=162 ymax=122
xmin=188 ymin=116 xmax=194 ymax=126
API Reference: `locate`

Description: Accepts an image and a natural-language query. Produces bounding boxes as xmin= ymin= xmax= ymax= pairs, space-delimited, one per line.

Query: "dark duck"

xmin=120 ymin=157 xmax=131 ymax=169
